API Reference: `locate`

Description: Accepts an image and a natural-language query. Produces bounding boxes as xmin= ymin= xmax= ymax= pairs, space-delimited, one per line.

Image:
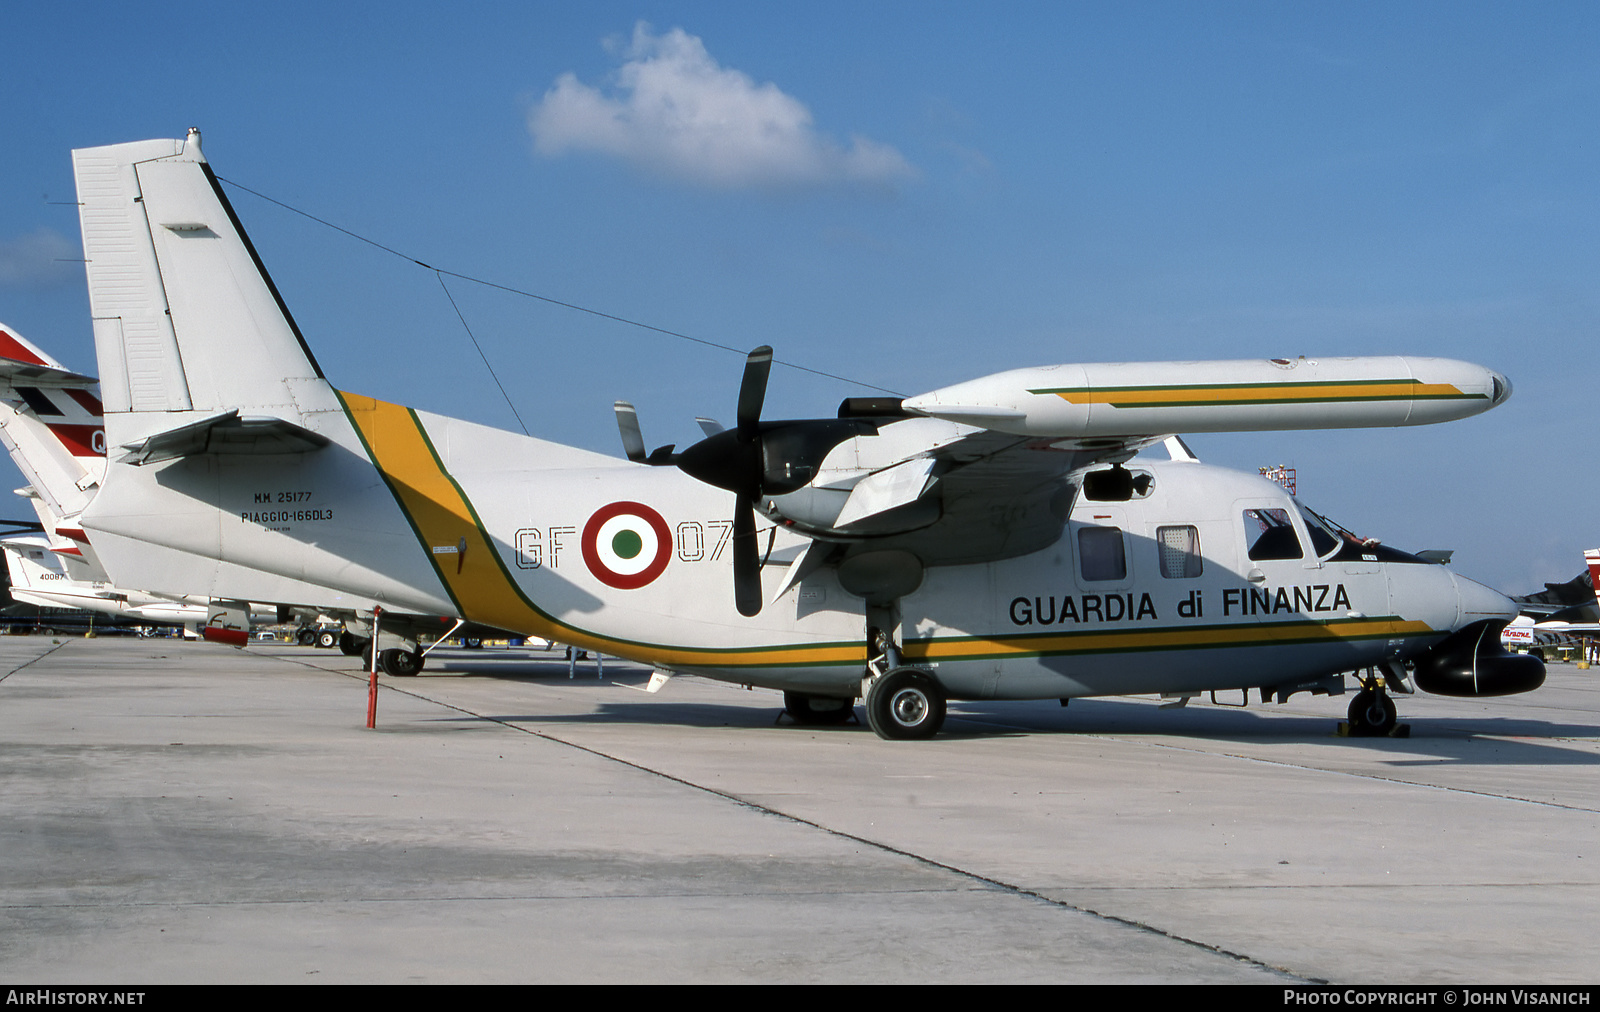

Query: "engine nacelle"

xmin=1413 ymin=619 xmax=1546 ymax=697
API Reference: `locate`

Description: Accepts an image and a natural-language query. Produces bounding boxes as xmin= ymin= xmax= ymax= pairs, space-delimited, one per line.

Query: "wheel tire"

xmin=339 ymin=632 xmax=366 ymax=657
xmin=316 ymin=630 xmax=338 ymax=649
xmin=783 ymin=691 xmax=855 ymax=726
xmin=297 ymin=629 xmax=316 ymax=647
xmin=865 ymin=668 xmax=946 ymax=740
xmin=463 ymin=637 xmax=483 ymax=649
xmin=379 ymin=648 xmax=423 ymax=677
xmin=1347 ymin=689 xmax=1398 ymax=736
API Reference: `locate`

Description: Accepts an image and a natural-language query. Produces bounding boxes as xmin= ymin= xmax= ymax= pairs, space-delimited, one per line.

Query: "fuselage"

xmin=82 ymin=392 xmax=1515 ymax=702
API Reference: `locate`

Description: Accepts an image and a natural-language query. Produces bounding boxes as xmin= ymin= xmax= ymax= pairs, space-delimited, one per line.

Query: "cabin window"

xmin=1156 ymin=525 xmax=1203 ymax=578
xmin=1078 ymin=526 xmax=1127 ymax=581
xmin=1242 ymin=508 xmax=1303 ymax=561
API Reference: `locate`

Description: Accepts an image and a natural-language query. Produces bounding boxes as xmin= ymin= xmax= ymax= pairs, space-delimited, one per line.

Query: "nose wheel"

xmin=1344 ymin=669 xmax=1404 ymax=737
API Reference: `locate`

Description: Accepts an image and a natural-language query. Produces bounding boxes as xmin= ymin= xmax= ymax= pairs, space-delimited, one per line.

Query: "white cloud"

xmin=0 ymin=228 xmax=78 ymax=289
xmin=528 ymin=24 xmax=915 ymax=190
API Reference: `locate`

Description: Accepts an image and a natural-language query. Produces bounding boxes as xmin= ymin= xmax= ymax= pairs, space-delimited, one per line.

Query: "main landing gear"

xmin=859 ymin=601 xmax=946 ymax=741
xmin=864 ymin=666 xmax=946 ymax=740
xmin=357 ymin=640 xmax=426 ymax=677
xmin=779 ymin=551 xmax=948 ymax=740
xmin=782 ymin=691 xmax=855 ymax=726
xmin=777 ymin=603 xmax=951 ymax=739
xmin=1344 ymin=667 xmax=1405 ymax=737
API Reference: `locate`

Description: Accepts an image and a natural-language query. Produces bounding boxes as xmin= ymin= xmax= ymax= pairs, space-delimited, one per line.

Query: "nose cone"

xmin=1452 ymin=572 xmax=1518 ymax=629
xmin=1488 ymin=370 xmax=1513 ymax=407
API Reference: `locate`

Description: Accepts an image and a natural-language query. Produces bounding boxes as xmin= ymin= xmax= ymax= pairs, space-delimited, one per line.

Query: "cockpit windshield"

xmin=1296 ymin=499 xmax=1370 ymax=560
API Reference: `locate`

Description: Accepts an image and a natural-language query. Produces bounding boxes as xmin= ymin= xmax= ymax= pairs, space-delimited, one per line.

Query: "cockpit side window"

xmin=1156 ymin=525 xmax=1203 ymax=578
xmin=1078 ymin=526 xmax=1127 ymax=581
xmin=1242 ymin=508 xmax=1303 ymax=561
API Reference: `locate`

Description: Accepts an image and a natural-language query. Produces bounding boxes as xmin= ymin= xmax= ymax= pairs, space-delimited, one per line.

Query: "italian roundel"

xmin=581 ymin=501 xmax=672 ymax=589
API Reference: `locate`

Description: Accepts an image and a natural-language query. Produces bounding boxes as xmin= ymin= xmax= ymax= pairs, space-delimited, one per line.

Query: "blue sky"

xmin=0 ymin=2 xmax=1594 ymax=593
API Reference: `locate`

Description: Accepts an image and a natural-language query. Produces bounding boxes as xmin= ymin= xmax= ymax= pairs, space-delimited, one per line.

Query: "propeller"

xmin=630 ymin=346 xmax=875 ymax=617
xmin=676 ymin=347 xmax=772 ymax=616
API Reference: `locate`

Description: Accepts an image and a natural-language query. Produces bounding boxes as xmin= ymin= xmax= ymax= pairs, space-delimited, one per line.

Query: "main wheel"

xmin=783 ymin=691 xmax=855 ymax=726
xmin=339 ymin=632 xmax=367 ymax=657
xmin=865 ymin=668 xmax=946 ymax=740
xmin=316 ymin=630 xmax=338 ymax=649
xmin=379 ymin=648 xmax=423 ymax=677
xmin=1347 ymin=689 xmax=1398 ymax=736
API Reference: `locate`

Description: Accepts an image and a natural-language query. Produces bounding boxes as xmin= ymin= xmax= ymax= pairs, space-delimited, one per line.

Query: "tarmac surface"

xmin=0 ymin=636 xmax=1595 ymax=984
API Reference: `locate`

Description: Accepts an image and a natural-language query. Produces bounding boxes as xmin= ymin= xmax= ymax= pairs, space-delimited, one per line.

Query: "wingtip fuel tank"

xmin=902 ymin=356 xmax=1511 ymax=438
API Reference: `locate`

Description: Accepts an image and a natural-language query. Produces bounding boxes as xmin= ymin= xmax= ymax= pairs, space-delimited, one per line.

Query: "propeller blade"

xmin=613 ymin=401 xmax=647 ymax=463
xmin=694 ymin=416 xmax=725 ymax=437
xmin=736 ymin=346 xmax=773 ymax=443
xmin=732 ymin=501 xmax=763 ymax=617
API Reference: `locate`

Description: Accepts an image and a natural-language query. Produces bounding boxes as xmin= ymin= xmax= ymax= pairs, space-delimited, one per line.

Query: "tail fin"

xmin=72 ymin=129 xmax=339 ymax=450
xmin=1587 ymin=549 xmax=1600 ymax=612
xmin=71 ymin=131 xmax=456 ymax=618
xmin=0 ymin=536 xmax=62 ymax=605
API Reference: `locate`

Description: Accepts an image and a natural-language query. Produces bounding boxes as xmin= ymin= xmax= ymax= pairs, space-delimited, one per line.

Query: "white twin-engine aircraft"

xmin=68 ymin=130 xmax=1543 ymax=739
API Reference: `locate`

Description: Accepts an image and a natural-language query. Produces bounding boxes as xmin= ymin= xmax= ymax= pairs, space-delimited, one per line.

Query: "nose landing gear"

xmin=1342 ymin=668 xmax=1408 ymax=737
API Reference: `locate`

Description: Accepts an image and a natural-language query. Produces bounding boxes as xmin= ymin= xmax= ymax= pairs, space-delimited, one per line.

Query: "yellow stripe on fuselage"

xmin=905 ymin=616 xmax=1429 ymax=662
xmin=1036 ymin=380 xmax=1474 ymax=408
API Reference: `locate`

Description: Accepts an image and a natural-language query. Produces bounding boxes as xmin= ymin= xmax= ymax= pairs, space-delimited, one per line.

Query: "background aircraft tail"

xmin=0 ymin=322 xmax=105 ymax=520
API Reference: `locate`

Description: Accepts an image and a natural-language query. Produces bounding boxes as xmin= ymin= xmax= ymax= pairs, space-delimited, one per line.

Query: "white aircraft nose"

xmin=1451 ymin=571 xmax=1518 ymax=628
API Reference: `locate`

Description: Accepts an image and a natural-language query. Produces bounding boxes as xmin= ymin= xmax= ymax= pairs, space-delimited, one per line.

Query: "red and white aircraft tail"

xmin=0 ymin=322 xmax=105 ymax=523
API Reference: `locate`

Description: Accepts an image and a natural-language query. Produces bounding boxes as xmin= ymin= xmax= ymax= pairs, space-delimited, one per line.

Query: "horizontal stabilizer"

xmin=0 ymin=324 xmax=96 ymax=387
xmin=0 ymin=359 xmax=97 ymax=388
xmin=117 ymin=410 xmax=329 ymax=465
